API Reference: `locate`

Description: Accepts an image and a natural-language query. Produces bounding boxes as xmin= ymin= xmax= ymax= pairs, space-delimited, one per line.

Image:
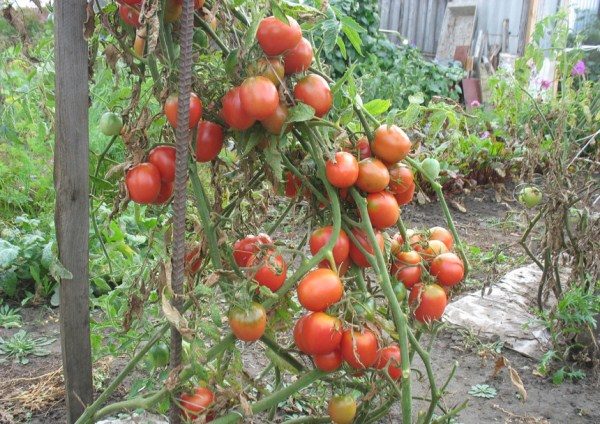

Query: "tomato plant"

xmin=99 ymin=111 xmax=123 ymax=136
xmin=300 ymin=312 xmax=343 ymax=355
xmin=221 ymin=87 xmax=256 ymax=130
xmin=195 ymin=121 xmax=224 ymax=162
xmin=372 ymin=124 xmax=411 ymax=164
xmin=309 ymin=226 xmax=350 ymax=266
xmin=179 ymin=387 xmax=214 ymax=420
xmin=430 ymin=252 xmax=464 ymax=287
xmin=376 ymin=345 xmax=402 ymax=380
xmin=283 ymin=37 xmax=314 ymax=75
xmin=125 ymin=163 xmax=162 ymax=204
xmin=366 ymin=191 xmax=399 ymax=229
xmin=409 ymin=283 xmax=448 ymax=323
xmin=240 ymin=76 xmax=280 ymax=120
xmin=228 ymin=302 xmax=267 ymax=342
xmin=297 ymin=268 xmax=344 ymax=312
xmin=256 ymin=16 xmax=302 ymax=56
xmin=164 ymin=93 xmax=202 ymax=129
xmin=248 ymin=252 xmax=287 ymax=292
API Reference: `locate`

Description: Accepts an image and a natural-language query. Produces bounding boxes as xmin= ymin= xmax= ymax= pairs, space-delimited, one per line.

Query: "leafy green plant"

xmin=468 ymin=384 xmax=497 ymax=399
xmin=0 ymin=302 xmax=22 ymax=328
xmin=0 ymin=330 xmax=55 ymax=364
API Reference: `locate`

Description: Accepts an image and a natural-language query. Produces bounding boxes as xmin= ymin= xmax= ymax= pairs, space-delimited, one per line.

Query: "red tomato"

xmin=309 ymin=226 xmax=350 ymax=266
xmin=328 ymin=395 xmax=357 ymax=424
xmin=148 ymin=145 xmax=176 ymax=183
xmin=283 ymin=37 xmax=313 ymax=75
xmin=185 ymin=246 xmax=202 ymax=274
xmin=430 ymin=252 xmax=464 ymax=287
xmin=340 ymin=329 xmax=379 ymax=369
xmin=366 ymin=191 xmax=399 ymax=229
xmin=294 ymin=74 xmax=332 ymax=118
xmin=260 ymin=103 xmax=289 ymax=135
xmin=356 ymin=137 xmax=372 ymax=160
xmin=284 ymin=171 xmax=302 ymax=197
xmin=240 ymin=76 xmax=279 ymax=120
xmin=164 ymin=93 xmax=202 ymax=129
xmin=256 ymin=16 xmax=302 ymax=56
xmin=325 ymin=152 xmax=359 ymax=189
xmin=375 ymin=345 xmax=402 ymax=380
xmin=349 ymin=228 xmax=384 ymax=268
xmin=221 ymin=87 xmax=256 ymax=130
xmin=233 ymin=234 xmax=273 ymax=267
xmin=313 ymin=349 xmax=342 ymax=372
xmin=195 ymin=121 xmax=224 ymax=162
xmin=356 ymin=158 xmax=390 ymax=193
xmin=152 ymin=181 xmax=173 ymax=204
xmin=372 ymin=125 xmax=411 ymax=164
xmin=126 ymin=163 xmax=161 ymax=204
xmin=391 ymin=250 xmax=422 ymax=289
xmin=297 ymin=268 xmax=344 ymax=312
xmin=394 ymin=181 xmax=415 ymax=206
xmin=119 ymin=4 xmax=140 ymax=27
xmin=248 ymin=252 xmax=287 ymax=292
xmin=294 ymin=314 xmax=309 ymax=353
xmin=251 ymin=58 xmax=285 ymax=86
xmin=420 ymin=239 xmax=448 ymax=262
xmin=429 ymin=226 xmax=454 ymax=250
xmin=179 ymin=387 xmax=214 ymax=420
xmin=301 ymin=312 xmax=343 ymax=355
xmin=409 ymin=283 xmax=447 ymax=323
xmin=388 ymin=163 xmax=414 ymax=195
xmin=228 ymin=302 xmax=267 ymax=342
xmin=391 ymin=230 xmax=423 ymax=253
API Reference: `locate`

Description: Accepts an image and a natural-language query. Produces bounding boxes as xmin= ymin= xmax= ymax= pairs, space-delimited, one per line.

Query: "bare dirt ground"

xmin=1 ymin=186 xmax=598 ymax=423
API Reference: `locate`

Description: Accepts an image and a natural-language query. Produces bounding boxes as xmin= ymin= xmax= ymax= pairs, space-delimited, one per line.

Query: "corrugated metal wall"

xmin=378 ymin=0 xmax=599 ymax=57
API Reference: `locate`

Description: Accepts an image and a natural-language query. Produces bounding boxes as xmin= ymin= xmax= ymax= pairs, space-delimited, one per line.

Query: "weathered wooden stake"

xmin=54 ymin=1 xmax=93 ymax=422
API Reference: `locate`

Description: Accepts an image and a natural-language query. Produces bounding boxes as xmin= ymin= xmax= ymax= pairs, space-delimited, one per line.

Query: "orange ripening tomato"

xmin=428 ymin=226 xmax=454 ymax=250
xmin=239 ymin=76 xmax=280 ymax=120
xmin=328 ymin=395 xmax=357 ymax=424
xmin=195 ymin=121 xmax=224 ymax=163
xmin=228 ymin=302 xmax=267 ymax=342
xmin=372 ymin=124 xmax=411 ymax=163
xmin=164 ymin=93 xmax=203 ymax=129
xmin=356 ymin=158 xmax=390 ymax=193
xmin=394 ymin=181 xmax=416 ymax=206
xmin=250 ymin=58 xmax=285 ymax=86
xmin=260 ymin=103 xmax=289 ymax=135
xmin=325 ymin=151 xmax=359 ymax=188
xmin=420 ymin=239 xmax=448 ymax=262
xmin=366 ymin=191 xmax=399 ymax=229
xmin=409 ymin=283 xmax=447 ymax=323
xmin=119 ymin=4 xmax=140 ymax=27
xmin=340 ymin=329 xmax=379 ymax=369
xmin=430 ymin=252 xmax=464 ymax=287
xmin=297 ymin=268 xmax=343 ymax=312
xmin=185 ymin=246 xmax=202 ymax=275
xmin=390 ymin=250 xmax=422 ymax=289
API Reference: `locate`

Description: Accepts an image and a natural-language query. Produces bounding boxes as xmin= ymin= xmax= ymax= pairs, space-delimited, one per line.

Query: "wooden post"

xmin=54 ymin=1 xmax=93 ymax=422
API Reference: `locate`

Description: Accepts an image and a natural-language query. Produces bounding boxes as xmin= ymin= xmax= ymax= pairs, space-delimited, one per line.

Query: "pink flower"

xmin=470 ymin=100 xmax=481 ymax=107
xmin=480 ymin=131 xmax=490 ymax=139
xmin=572 ymin=60 xmax=586 ymax=76
xmin=540 ymin=79 xmax=552 ymax=90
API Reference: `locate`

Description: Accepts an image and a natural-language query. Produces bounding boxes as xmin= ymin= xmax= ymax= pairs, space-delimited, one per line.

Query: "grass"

xmin=0 ymin=330 xmax=55 ymax=364
xmin=0 ymin=303 xmax=22 ymax=329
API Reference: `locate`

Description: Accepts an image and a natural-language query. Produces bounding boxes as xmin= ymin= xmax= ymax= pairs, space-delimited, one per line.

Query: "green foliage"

xmin=0 ymin=302 xmax=22 ymax=329
xmin=468 ymin=384 xmax=497 ymax=399
xmin=0 ymin=329 xmax=55 ymax=365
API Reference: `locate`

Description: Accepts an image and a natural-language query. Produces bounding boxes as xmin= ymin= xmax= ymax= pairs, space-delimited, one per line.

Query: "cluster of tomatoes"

xmin=117 ymin=0 xmax=205 ymax=28
xmin=390 ymin=226 xmax=465 ymax=323
xmin=123 ymin=92 xmax=225 ymax=205
xmin=220 ymin=16 xmax=331 ymax=134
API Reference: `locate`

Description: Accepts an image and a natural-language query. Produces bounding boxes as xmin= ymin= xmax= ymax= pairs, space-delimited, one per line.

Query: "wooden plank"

xmin=502 ymin=18 xmax=510 ymax=52
xmin=390 ymin=0 xmax=403 ymax=40
xmin=417 ymin=0 xmax=428 ymax=50
xmin=400 ymin=0 xmax=410 ymax=39
xmin=380 ymin=0 xmax=392 ymax=30
xmin=423 ymin=0 xmax=436 ymax=54
xmin=408 ymin=0 xmax=419 ymax=44
xmin=524 ymin=0 xmax=539 ymax=47
xmin=517 ymin=0 xmax=531 ymax=55
xmin=434 ymin=0 xmax=448 ymax=52
xmin=54 ymin=1 xmax=93 ymax=422
xmin=435 ymin=1 xmax=477 ymax=61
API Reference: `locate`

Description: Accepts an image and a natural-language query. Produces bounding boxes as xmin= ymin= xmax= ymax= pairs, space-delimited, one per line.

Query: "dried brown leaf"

xmin=84 ymin=1 xmax=95 ymax=40
xmin=449 ymin=200 xmax=467 ymax=213
xmin=492 ymin=355 xmax=507 ymax=378
xmin=239 ymin=394 xmax=253 ymax=417
xmin=508 ymin=366 xmax=527 ymax=402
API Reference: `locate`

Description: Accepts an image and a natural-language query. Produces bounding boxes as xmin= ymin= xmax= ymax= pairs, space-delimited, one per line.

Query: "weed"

xmin=0 ymin=330 xmax=55 ymax=364
xmin=0 ymin=302 xmax=22 ymax=328
xmin=468 ymin=384 xmax=497 ymax=399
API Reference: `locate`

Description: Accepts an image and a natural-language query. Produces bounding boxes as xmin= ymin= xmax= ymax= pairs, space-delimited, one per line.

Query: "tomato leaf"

xmin=264 ymin=141 xmax=283 ymax=183
xmin=336 ymin=36 xmax=347 ymax=60
xmin=286 ymin=103 xmax=315 ymax=123
xmin=363 ymin=99 xmax=391 ymax=116
xmin=243 ymin=4 xmax=262 ymax=51
xmin=340 ymin=16 xmax=363 ymax=55
xmin=224 ymin=48 xmax=239 ymax=78
xmin=270 ymin=0 xmax=288 ymax=24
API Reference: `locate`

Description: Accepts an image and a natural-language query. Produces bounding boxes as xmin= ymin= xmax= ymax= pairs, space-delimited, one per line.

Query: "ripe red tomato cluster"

xmin=119 ymin=0 xmax=205 ymax=29
xmin=220 ymin=15 xmax=331 ymax=132
xmin=125 ymin=146 xmax=177 ymax=205
xmin=390 ymin=226 xmax=465 ymax=323
xmin=326 ymin=125 xmax=415 ymax=232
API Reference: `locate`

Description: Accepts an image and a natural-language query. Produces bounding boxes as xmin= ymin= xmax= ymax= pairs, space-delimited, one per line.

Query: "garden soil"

xmin=1 ymin=186 xmax=598 ymax=423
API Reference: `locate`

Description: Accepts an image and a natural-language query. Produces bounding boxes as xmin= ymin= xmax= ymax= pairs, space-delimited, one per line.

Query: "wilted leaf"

xmin=509 ymin=366 xmax=527 ymax=401
xmin=492 ymin=355 xmax=507 ymax=378
xmin=449 ymin=200 xmax=467 ymax=213
xmin=239 ymin=394 xmax=253 ymax=417
xmin=161 ymin=290 xmax=194 ymax=340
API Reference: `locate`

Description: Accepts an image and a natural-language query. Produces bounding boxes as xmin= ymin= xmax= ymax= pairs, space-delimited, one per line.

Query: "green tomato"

xmin=421 ymin=158 xmax=440 ymax=181
xmin=393 ymin=283 xmax=407 ymax=303
xmin=99 ymin=112 xmax=123 ymax=136
xmin=149 ymin=341 xmax=170 ymax=368
xmin=518 ymin=187 xmax=542 ymax=208
xmin=193 ymin=29 xmax=208 ymax=48
xmin=354 ymin=296 xmax=376 ymax=320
